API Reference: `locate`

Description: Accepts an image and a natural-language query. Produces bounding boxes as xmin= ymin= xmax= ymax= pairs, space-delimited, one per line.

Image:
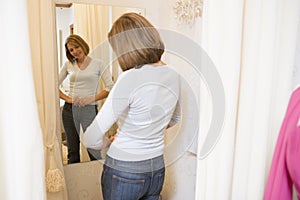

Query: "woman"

xmin=83 ymin=13 xmax=181 ymax=199
xmin=59 ymin=34 xmax=114 ymax=164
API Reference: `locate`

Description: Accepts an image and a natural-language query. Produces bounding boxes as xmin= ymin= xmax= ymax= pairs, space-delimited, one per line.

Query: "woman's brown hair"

xmin=108 ymin=12 xmax=165 ymax=71
xmin=65 ymin=34 xmax=90 ymax=63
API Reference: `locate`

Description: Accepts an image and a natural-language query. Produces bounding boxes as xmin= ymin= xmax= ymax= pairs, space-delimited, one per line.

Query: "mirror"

xmin=53 ymin=2 xmax=197 ymax=199
xmin=55 ymin=2 xmax=145 ymax=165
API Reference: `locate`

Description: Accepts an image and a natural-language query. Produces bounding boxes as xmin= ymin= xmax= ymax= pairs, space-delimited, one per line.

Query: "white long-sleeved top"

xmin=83 ymin=64 xmax=181 ymax=161
xmin=59 ymin=59 xmax=114 ymax=105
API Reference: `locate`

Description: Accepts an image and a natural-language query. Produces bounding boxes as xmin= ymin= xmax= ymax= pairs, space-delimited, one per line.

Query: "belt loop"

xmin=151 ymin=158 xmax=153 ymax=171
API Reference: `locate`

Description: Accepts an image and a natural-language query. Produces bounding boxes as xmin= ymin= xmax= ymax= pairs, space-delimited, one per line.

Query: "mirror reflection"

xmin=55 ymin=3 xmax=145 ymax=165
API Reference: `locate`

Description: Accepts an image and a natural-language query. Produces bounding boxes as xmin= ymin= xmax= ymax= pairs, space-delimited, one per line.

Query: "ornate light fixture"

xmin=174 ymin=0 xmax=203 ymax=25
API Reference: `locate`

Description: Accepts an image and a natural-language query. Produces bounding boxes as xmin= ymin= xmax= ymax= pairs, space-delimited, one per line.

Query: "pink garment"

xmin=264 ymin=87 xmax=300 ymax=200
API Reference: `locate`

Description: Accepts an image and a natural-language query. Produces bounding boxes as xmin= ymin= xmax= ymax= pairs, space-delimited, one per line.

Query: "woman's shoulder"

xmin=90 ymin=58 xmax=106 ymax=70
xmin=63 ymin=60 xmax=73 ymax=66
xmin=286 ymin=86 xmax=300 ymax=107
xmin=91 ymin=58 xmax=105 ymax=65
xmin=115 ymin=69 xmax=133 ymax=80
xmin=61 ymin=60 xmax=74 ymax=69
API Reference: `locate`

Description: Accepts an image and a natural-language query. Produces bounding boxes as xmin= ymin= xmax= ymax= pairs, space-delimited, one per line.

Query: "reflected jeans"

xmin=101 ymin=155 xmax=165 ymax=200
xmin=62 ymin=102 xmax=101 ymax=164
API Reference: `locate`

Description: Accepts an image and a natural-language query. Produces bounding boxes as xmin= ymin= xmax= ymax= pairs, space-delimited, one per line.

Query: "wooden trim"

xmin=55 ymin=3 xmax=72 ymax=8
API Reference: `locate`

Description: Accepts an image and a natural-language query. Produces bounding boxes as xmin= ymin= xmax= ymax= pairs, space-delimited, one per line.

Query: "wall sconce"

xmin=174 ymin=0 xmax=203 ymax=25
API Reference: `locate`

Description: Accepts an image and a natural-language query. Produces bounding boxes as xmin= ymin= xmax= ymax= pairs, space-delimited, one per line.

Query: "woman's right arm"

xmin=58 ymin=62 xmax=72 ymax=103
xmin=59 ymin=90 xmax=73 ymax=103
xmin=82 ymin=72 xmax=129 ymax=150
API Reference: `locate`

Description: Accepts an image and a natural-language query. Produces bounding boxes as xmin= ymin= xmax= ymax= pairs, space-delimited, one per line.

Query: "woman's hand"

xmin=73 ymin=96 xmax=95 ymax=107
xmin=65 ymin=96 xmax=74 ymax=104
xmin=102 ymin=135 xmax=114 ymax=149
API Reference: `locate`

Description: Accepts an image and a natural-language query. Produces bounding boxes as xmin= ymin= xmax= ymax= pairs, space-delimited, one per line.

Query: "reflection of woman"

xmin=59 ymin=34 xmax=114 ymax=164
xmin=83 ymin=13 xmax=181 ymax=199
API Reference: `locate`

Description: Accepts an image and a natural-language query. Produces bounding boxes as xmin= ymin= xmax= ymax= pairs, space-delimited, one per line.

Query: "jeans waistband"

xmin=105 ymin=155 xmax=165 ymax=173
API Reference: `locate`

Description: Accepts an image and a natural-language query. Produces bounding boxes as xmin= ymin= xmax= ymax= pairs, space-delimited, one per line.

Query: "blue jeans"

xmin=62 ymin=102 xmax=101 ymax=164
xmin=101 ymin=155 xmax=165 ymax=200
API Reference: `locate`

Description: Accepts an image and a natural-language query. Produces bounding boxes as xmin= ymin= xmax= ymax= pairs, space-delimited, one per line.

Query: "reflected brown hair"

xmin=108 ymin=12 xmax=165 ymax=71
xmin=65 ymin=34 xmax=90 ymax=63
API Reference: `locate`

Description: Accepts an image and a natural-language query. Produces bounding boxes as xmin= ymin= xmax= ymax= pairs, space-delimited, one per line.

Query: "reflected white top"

xmin=83 ymin=64 xmax=181 ymax=161
xmin=58 ymin=59 xmax=114 ymax=105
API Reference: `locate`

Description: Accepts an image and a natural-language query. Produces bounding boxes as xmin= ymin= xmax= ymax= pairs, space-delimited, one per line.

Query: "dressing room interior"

xmin=1 ymin=0 xmax=300 ymax=200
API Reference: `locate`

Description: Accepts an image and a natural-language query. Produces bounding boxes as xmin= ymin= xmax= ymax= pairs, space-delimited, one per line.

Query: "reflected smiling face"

xmin=67 ymin=42 xmax=86 ymax=62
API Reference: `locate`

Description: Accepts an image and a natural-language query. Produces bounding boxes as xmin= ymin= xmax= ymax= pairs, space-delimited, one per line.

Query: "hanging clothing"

xmin=264 ymin=87 xmax=300 ymax=200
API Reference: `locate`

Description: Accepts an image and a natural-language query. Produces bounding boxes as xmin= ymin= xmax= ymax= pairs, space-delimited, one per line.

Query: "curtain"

xmin=196 ymin=0 xmax=300 ymax=199
xmin=0 ymin=0 xmax=45 ymax=199
xmin=73 ymin=4 xmax=110 ymax=51
xmin=232 ymin=0 xmax=300 ymax=199
xmin=195 ymin=0 xmax=243 ymax=198
xmin=27 ymin=0 xmax=68 ymax=199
